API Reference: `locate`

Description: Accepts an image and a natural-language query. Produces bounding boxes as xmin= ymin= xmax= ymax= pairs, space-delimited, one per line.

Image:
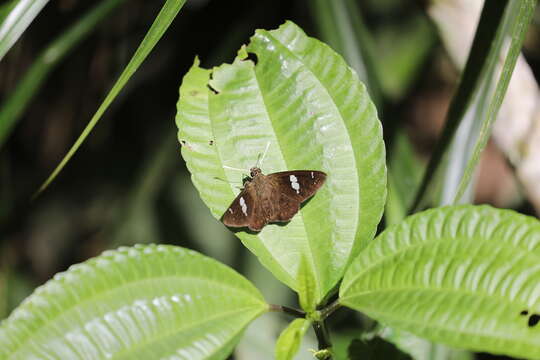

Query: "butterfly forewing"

xmin=266 ymin=170 xmax=327 ymax=202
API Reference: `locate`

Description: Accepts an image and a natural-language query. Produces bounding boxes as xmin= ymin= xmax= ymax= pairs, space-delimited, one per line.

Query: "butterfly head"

xmin=250 ymin=167 xmax=262 ymax=178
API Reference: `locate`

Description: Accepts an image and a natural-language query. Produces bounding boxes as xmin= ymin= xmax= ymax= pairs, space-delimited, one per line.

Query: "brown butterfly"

xmin=221 ymin=167 xmax=327 ymax=232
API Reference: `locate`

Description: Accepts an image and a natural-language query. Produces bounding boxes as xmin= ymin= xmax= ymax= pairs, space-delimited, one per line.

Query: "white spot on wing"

xmin=239 ymin=197 xmax=248 ymax=216
xmin=290 ymin=174 xmax=300 ymax=194
xmin=228 ymin=208 xmax=233 ymax=214
xmin=310 ymin=172 xmax=314 ymax=178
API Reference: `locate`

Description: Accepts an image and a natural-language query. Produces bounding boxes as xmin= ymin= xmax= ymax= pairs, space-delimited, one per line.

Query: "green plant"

xmin=2 ymin=17 xmax=540 ymax=359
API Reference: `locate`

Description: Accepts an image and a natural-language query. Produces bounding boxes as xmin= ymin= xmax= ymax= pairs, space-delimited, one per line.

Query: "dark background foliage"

xmin=1 ymin=1 xmax=538 ymax=359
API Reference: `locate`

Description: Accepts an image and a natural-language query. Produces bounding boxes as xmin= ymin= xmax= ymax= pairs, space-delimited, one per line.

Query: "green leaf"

xmin=0 ymin=0 xmax=17 ymax=24
xmin=347 ymin=337 xmax=411 ymax=360
xmin=340 ymin=205 xmax=540 ymax=358
xmin=0 ymin=244 xmax=268 ymax=359
xmin=379 ymin=326 xmax=473 ymax=360
xmin=176 ymin=21 xmax=386 ymax=303
xmin=297 ymin=256 xmax=317 ymax=312
xmin=374 ymin=14 xmax=435 ymax=100
xmin=0 ymin=0 xmax=49 ymax=61
xmin=410 ymin=1 xmax=509 ymax=212
xmin=0 ymin=0 xmax=127 ymax=149
xmin=275 ymin=318 xmax=311 ymax=360
xmin=35 ymin=0 xmax=186 ymax=196
xmin=385 ymin=131 xmax=423 ymax=226
xmin=309 ymin=0 xmax=382 ymax=106
xmin=452 ymin=0 xmax=536 ymax=203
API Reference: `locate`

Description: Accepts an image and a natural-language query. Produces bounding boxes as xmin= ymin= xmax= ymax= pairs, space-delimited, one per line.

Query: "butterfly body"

xmin=222 ymin=167 xmax=327 ymax=232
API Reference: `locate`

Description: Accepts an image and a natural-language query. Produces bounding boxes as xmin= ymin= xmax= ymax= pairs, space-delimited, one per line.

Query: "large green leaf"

xmin=340 ymin=205 xmax=540 ymax=358
xmin=0 ymin=244 xmax=268 ymax=359
xmin=176 ymin=21 xmax=386 ymax=303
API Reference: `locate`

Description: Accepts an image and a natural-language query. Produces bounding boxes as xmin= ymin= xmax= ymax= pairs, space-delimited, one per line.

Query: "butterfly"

xmin=221 ymin=167 xmax=327 ymax=232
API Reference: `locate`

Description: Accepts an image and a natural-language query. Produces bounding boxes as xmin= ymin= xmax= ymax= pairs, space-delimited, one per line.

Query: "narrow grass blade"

xmin=309 ymin=0 xmax=381 ymax=106
xmin=0 ymin=0 xmax=126 ymax=148
xmin=34 ymin=0 xmax=186 ymax=197
xmin=409 ymin=1 xmax=508 ymax=213
xmin=0 ymin=0 xmax=49 ymax=61
xmin=453 ymin=0 xmax=537 ymax=203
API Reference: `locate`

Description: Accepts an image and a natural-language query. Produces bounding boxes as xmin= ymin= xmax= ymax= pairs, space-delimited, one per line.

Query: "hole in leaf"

xmin=528 ymin=314 xmax=540 ymax=327
xmin=179 ymin=140 xmax=193 ymax=151
xmin=245 ymin=52 xmax=258 ymax=65
xmin=521 ymin=310 xmax=529 ymax=316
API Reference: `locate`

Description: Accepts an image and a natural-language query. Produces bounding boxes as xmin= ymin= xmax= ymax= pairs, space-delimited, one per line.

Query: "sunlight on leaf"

xmin=341 ymin=205 xmax=540 ymax=358
xmin=0 ymin=244 xmax=268 ymax=359
xmin=176 ymin=21 xmax=386 ymax=304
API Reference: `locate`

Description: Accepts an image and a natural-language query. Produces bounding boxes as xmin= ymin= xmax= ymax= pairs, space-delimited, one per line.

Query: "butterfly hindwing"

xmin=266 ymin=170 xmax=327 ymax=202
xmin=270 ymin=192 xmax=302 ymax=222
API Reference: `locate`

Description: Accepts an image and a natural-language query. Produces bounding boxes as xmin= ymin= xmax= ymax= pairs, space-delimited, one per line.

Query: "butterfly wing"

xmin=267 ymin=170 xmax=327 ymax=202
xmin=266 ymin=170 xmax=327 ymax=222
xmin=221 ymin=186 xmax=266 ymax=231
xmin=221 ymin=188 xmax=253 ymax=228
xmin=271 ymin=192 xmax=302 ymax=222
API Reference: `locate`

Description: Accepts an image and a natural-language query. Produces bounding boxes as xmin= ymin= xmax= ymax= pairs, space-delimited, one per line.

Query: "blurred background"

xmin=1 ymin=0 xmax=539 ymax=359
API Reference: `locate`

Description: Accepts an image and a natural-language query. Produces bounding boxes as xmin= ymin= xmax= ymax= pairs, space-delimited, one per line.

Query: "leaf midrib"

xmin=5 ymin=274 xmax=265 ymax=357
xmin=255 ymin=27 xmax=362 ymax=300
xmin=112 ymin=305 xmax=265 ymax=359
xmin=341 ymin=233 xmax=540 ymax=296
xmin=352 ymin=291 xmax=539 ymax=352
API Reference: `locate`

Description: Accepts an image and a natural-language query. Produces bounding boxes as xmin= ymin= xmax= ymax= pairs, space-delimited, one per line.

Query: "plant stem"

xmin=268 ymin=304 xmax=306 ymax=318
xmin=313 ymin=319 xmax=332 ymax=357
xmin=320 ymin=299 xmax=341 ymax=320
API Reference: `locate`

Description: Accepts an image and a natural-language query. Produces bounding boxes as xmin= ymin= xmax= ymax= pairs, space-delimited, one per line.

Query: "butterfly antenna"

xmin=214 ymin=176 xmax=242 ymax=184
xmin=257 ymin=141 xmax=271 ymax=168
xmin=223 ymin=165 xmax=248 ymax=172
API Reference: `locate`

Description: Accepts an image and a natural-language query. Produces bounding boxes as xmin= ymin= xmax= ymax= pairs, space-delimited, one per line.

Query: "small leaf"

xmin=340 ymin=205 xmax=540 ymax=358
xmin=275 ymin=318 xmax=311 ymax=360
xmin=176 ymin=21 xmax=386 ymax=304
xmin=298 ymin=255 xmax=317 ymax=312
xmin=0 ymin=244 xmax=268 ymax=359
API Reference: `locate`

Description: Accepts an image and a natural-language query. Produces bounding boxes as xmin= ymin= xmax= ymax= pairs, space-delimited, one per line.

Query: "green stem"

xmin=319 ymin=299 xmax=342 ymax=320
